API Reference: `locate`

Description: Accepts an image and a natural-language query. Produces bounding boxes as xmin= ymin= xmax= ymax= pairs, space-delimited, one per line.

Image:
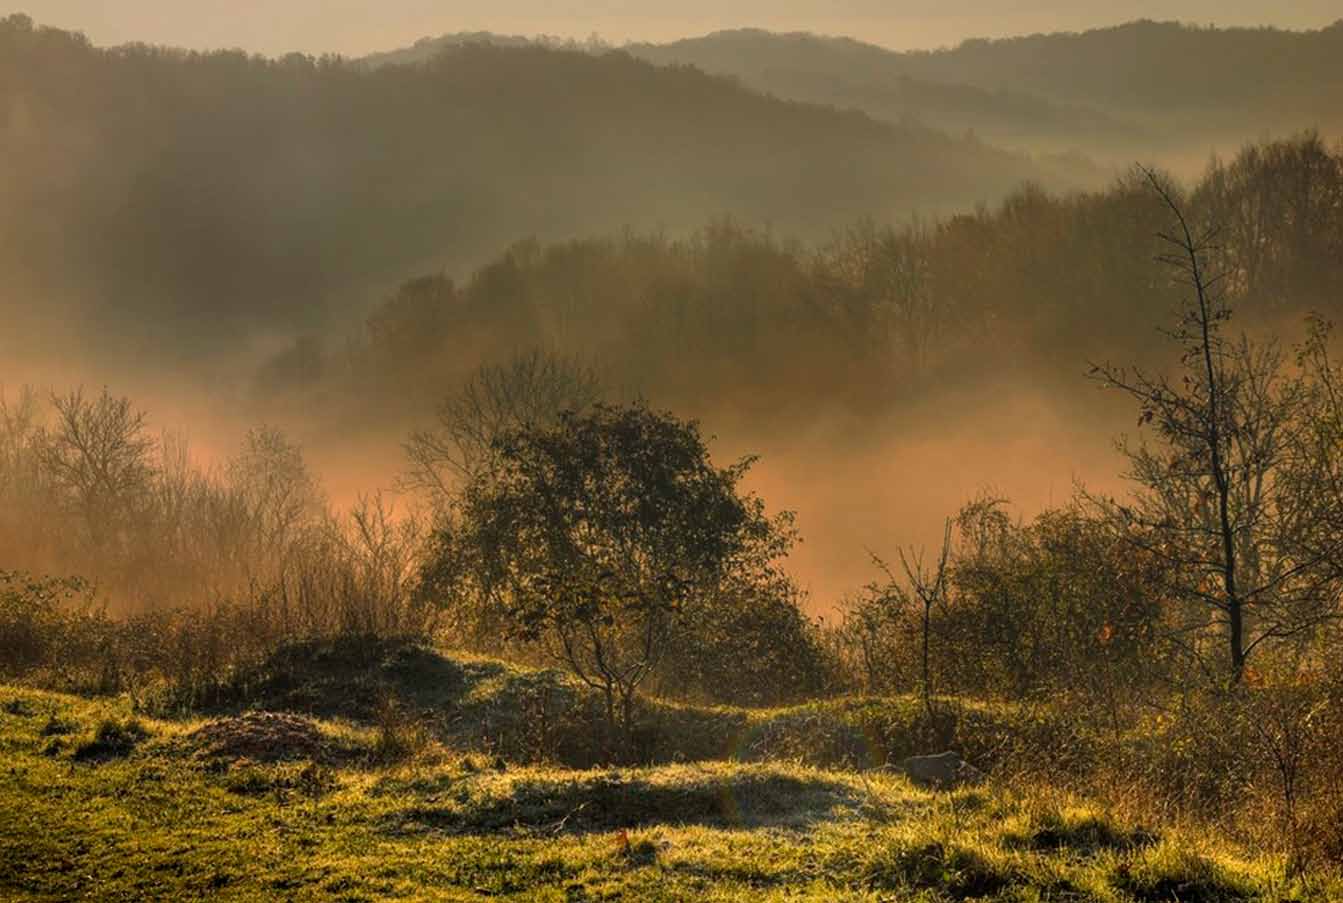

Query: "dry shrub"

xmin=372 ymin=695 xmax=436 ymax=764
xmin=0 ymin=526 xmax=440 ymax=712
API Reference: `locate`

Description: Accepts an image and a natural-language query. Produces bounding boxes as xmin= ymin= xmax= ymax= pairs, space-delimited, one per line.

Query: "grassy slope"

xmin=0 ymin=689 xmax=1286 ymax=902
xmin=174 ymin=636 xmax=1090 ymax=773
xmin=3 ymin=667 xmax=1335 ymax=901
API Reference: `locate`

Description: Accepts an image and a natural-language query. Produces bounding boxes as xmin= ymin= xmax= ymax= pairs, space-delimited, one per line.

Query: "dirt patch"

xmin=179 ymin=712 xmax=355 ymax=764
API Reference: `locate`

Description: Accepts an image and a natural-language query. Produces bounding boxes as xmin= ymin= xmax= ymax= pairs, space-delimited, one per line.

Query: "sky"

xmin=16 ymin=1 xmax=1343 ymax=57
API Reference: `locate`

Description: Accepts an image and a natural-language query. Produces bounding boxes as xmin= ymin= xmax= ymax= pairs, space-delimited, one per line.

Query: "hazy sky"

xmin=18 ymin=1 xmax=1343 ymax=57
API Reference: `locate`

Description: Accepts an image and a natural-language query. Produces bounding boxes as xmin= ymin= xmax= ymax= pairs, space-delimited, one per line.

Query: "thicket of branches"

xmin=830 ymin=173 xmax=1343 ymax=868
xmin=0 ymin=386 xmax=433 ymax=705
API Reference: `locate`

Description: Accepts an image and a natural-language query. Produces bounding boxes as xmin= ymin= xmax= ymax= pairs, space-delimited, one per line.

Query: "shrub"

xmin=0 ymin=571 xmax=92 ymax=680
xmin=74 ymin=717 xmax=149 ymax=761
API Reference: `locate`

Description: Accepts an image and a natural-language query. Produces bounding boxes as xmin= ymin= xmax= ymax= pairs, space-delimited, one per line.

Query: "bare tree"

xmin=402 ymin=347 xmax=603 ymax=504
xmin=227 ymin=426 xmax=325 ymax=563
xmin=896 ymin=519 xmax=953 ymax=722
xmin=38 ymin=388 xmax=154 ymax=549
xmin=1291 ymin=316 xmax=1343 ymax=591
xmin=1090 ymin=169 xmax=1339 ymax=683
xmin=0 ymin=386 xmax=48 ymax=510
xmin=825 ymin=219 xmax=941 ymax=378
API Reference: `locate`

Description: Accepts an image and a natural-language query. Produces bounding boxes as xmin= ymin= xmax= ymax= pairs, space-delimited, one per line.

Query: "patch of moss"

xmin=382 ymin=764 xmax=862 ymax=836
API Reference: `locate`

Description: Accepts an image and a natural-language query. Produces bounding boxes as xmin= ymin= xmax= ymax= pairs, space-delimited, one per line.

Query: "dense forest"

xmin=271 ymin=134 xmax=1343 ymax=436
xmin=0 ymin=13 xmax=1056 ymax=381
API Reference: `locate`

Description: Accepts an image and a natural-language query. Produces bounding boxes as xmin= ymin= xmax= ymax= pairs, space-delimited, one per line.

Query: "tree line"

xmin=269 ymin=133 xmax=1343 ymax=439
xmin=0 ymin=13 xmax=1042 ymax=373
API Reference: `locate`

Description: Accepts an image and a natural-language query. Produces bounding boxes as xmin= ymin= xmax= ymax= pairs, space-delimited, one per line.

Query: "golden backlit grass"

xmin=2 ymin=685 xmax=1336 ymax=901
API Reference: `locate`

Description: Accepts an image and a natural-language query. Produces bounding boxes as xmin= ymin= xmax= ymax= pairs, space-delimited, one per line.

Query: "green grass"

xmin=164 ymin=635 xmax=1070 ymax=773
xmin=1 ymin=685 xmax=1335 ymax=902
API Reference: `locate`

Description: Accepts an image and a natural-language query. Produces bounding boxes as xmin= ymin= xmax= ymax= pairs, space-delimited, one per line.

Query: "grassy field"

xmin=0 ymin=647 xmax=1335 ymax=901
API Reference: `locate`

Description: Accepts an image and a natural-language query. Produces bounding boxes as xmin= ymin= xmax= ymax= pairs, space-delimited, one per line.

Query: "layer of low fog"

xmin=4 ymin=16 xmax=1342 ymax=613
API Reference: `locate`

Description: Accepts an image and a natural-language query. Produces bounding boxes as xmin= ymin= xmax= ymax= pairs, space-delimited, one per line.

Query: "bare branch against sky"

xmin=17 ymin=1 xmax=1343 ymax=56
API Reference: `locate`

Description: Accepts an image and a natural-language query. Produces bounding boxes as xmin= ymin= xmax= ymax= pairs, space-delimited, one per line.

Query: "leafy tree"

xmin=946 ymin=499 xmax=1171 ymax=705
xmin=1195 ymin=133 xmax=1343 ymax=307
xmin=424 ymin=402 xmax=795 ymax=746
xmin=835 ymin=584 xmax=913 ymax=696
xmin=651 ymin=562 xmax=829 ymax=707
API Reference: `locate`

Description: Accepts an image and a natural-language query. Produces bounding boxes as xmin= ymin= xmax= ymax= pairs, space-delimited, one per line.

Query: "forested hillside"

xmin=275 ymin=134 xmax=1343 ymax=429
xmin=631 ymin=29 xmax=1138 ymax=150
xmin=895 ymin=19 xmax=1343 ymax=118
xmin=628 ymin=22 xmax=1343 ymax=163
xmin=0 ymin=14 xmax=1048 ymax=377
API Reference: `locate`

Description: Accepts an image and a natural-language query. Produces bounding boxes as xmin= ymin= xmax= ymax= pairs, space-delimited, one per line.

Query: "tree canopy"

xmin=423 ymin=402 xmax=801 ymax=732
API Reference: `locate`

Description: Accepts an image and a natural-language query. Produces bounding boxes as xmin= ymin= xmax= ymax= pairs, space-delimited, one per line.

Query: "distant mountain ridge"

xmin=888 ymin=19 xmax=1343 ymax=112
xmin=629 ymin=29 xmax=1138 ymax=150
xmin=369 ymin=20 xmax=1343 ymax=164
xmin=361 ymin=30 xmax=540 ymax=67
xmin=638 ymin=22 xmax=1343 ymax=161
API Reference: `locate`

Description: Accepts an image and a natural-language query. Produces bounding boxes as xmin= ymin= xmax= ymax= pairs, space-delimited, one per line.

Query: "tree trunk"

xmin=1228 ymin=591 xmax=1246 ymax=682
xmin=922 ymin=598 xmax=934 ymax=722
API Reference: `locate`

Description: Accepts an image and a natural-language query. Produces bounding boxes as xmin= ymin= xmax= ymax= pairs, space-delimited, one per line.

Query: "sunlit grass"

xmin=2 ymin=685 xmax=1335 ymax=901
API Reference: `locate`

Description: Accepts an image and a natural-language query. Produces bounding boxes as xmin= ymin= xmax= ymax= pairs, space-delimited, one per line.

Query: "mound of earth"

xmin=218 ymin=635 xmax=479 ymax=722
xmin=181 ymin=712 xmax=351 ymax=764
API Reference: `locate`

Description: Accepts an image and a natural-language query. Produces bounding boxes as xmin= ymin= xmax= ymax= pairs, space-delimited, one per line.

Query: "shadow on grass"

xmin=1111 ymin=848 xmax=1254 ymax=903
xmin=210 ymin=635 xmax=480 ymax=721
xmin=73 ymin=717 xmax=149 ymax=762
xmin=382 ymin=767 xmax=865 ymax=836
xmin=855 ymin=840 xmax=1016 ymax=898
xmin=1003 ymin=811 xmax=1159 ymax=855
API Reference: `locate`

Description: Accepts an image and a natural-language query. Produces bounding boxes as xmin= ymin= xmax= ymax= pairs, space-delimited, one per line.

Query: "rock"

xmin=898 ymin=751 xmax=985 ymax=789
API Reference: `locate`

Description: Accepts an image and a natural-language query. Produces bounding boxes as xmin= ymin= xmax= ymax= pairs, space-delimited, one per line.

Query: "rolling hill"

xmin=632 ymin=22 xmax=1343 ymax=163
xmin=630 ymin=29 xmax=1140 ymax=149
xmin=0 ymin=15 xmax=1055 ymax=374
xmin=381 ymin=21 xmax=1343 ymax=166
